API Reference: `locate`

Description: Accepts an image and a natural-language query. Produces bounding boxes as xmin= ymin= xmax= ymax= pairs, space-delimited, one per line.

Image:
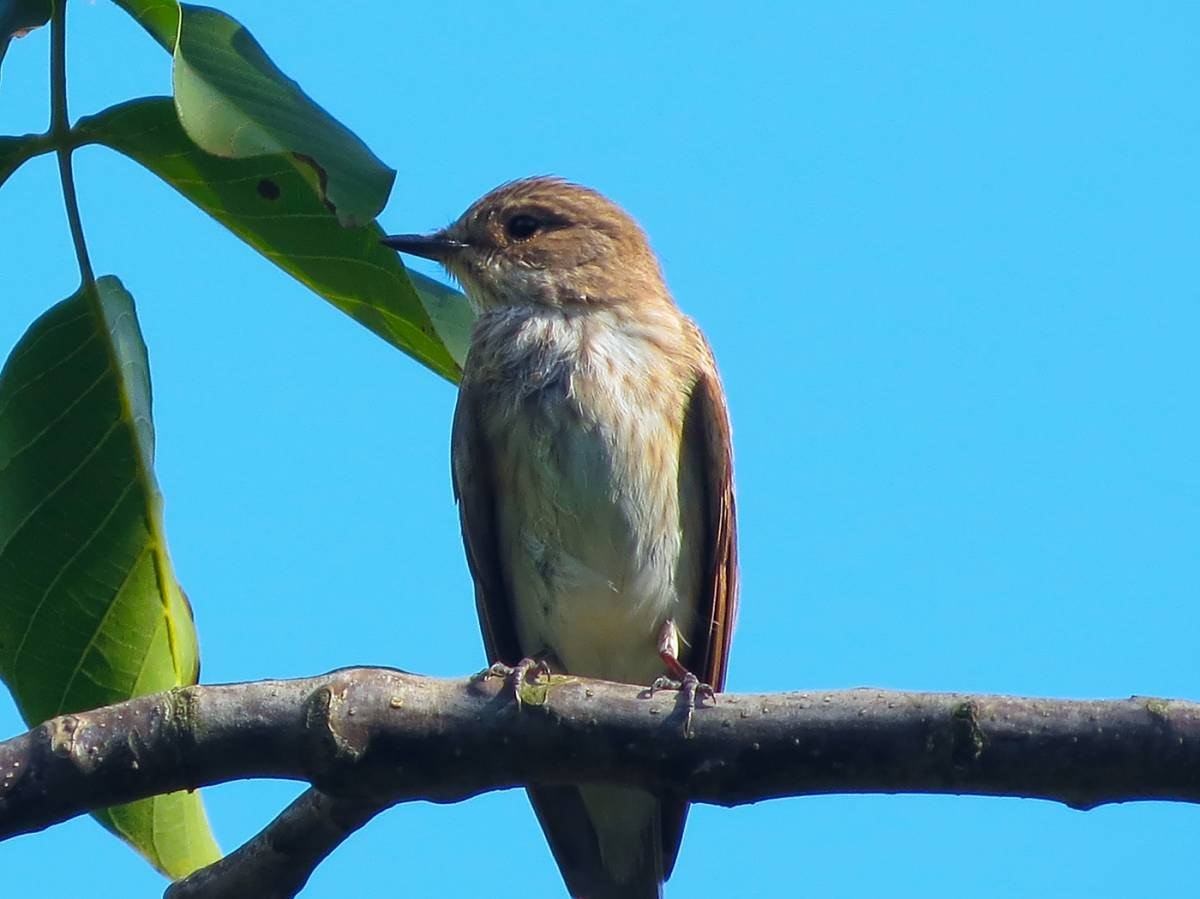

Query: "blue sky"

xmin=2 ymin=2 xmax=1197 ymax=896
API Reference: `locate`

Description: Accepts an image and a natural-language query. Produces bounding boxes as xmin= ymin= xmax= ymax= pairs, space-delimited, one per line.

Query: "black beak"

xmin=380 ymin=232 xmax=467 ymax=261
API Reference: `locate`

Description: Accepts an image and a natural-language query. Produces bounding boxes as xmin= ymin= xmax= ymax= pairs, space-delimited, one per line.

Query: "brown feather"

xmin=451 ymin=385 xmax=521 ymax=663
xmin=689 ymin=332 xmax=739 ymax=693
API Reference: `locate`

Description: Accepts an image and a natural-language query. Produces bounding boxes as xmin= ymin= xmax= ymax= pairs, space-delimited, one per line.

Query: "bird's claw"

xmin=649 ymin=675 xmax=678 ymax=695
xmin=651 ymin=671 xmax=715 ymax=737
xmin=483 ymin=657 xmax=550 ymax=709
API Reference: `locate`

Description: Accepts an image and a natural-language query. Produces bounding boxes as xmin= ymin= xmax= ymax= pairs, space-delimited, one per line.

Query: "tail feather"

xmin=528 ymin=785 xmax=663 ymax=898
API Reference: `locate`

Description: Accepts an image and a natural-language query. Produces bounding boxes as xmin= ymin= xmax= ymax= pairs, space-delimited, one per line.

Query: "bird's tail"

xmin=528 ymin=784 xmax=664 ymax=898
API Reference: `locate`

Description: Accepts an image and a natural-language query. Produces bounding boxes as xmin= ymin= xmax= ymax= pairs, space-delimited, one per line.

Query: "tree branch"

xmin=163 ymin=787 xmax=388 ymax=899
xmin=1 ymin=668 xmax=1196 ymax=891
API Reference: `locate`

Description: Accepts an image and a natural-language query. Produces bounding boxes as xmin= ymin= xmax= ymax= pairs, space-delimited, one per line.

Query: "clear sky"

xmin=2 ymin=3 xmax=1197 ymax=896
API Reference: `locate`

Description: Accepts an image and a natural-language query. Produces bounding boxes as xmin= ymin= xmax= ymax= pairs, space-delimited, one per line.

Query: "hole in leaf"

xmin=292 ymin=151 xmax=333 ymax=214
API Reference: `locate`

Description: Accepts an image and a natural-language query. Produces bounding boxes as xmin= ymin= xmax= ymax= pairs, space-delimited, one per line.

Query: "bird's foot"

xmin=650 ymin=671 xmax=715 ymax=738
xmin=653 ymin=620 xmax=717 ymax=737
xmin=653 ymin=619 xmax=716 ymax=703
xmin=651 ymin=666 xmax=717 ymax=706
xmin=482 ymin=657 xmax=551 ymax=710
xmin=650 ymin=670 xmax=716 ymax=704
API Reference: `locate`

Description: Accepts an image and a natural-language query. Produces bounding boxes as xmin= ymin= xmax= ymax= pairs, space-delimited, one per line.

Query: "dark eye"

xmin=505 ymin=214 xmax=541 ymax=240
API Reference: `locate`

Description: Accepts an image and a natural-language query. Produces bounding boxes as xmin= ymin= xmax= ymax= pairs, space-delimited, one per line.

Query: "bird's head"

xmin=383 ymin=177 xmax=669 ymax=311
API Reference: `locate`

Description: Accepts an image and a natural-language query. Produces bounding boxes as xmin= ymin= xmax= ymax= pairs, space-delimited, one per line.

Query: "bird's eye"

xmin=505 ymin=214 xmax=541 ymax=240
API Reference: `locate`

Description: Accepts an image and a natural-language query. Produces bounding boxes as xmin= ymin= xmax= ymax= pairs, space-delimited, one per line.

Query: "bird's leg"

xmin=651 ymin=620 xmax=715 ymax=735
xmin=482 ymin=657 xmax=551 ymax=710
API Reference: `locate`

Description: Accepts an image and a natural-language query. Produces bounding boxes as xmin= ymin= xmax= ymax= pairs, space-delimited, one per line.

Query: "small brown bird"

xmin=384 ymin=177 xmax=738 ymax=898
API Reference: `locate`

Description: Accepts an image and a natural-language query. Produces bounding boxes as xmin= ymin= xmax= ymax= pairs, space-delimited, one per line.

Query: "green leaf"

xmin=0 ymin=132 xmax=51 ymax=188
xmin=77 ymin=97 xmax=467 ymax=379
xmin=171 ymin=4 xmax=392 ymax=227
xmin=0 ymin=0 xmax=49 ymax=53
xmin=406 ymin=269 xmax=473 ymax=377
xmin=0 ymin=276 xmax=220 ymax=878
xmin=0 ymin=0 xmax=51 ymax=71
xmin=110 ymin=0 xmax=179 ymax=51
xmin=106 ymin=4 xmax=470 ymax=371
xmin=113 ymin=2 xmax=393 ymax=224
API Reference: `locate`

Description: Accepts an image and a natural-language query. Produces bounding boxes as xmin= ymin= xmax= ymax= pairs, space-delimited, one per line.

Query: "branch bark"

xmin=164 ymin=787 xmax=388 ymax=899
xmin=0 ymin=667 xmax=1196 ymax=893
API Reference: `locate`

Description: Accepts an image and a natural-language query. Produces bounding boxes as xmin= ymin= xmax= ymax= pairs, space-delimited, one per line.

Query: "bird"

xmin=383 ymin=177 xmax=738 ymax=898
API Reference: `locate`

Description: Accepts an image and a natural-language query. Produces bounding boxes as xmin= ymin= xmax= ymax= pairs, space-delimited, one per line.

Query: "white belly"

xmin=480 ymin=341 xmax=699 ymax=687
xmin=494 ymin=400 xmax=692 ymax=685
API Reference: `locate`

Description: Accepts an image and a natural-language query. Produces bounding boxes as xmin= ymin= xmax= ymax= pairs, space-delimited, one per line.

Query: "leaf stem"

xmin=50 ymin=0 xmax=94 ymax=286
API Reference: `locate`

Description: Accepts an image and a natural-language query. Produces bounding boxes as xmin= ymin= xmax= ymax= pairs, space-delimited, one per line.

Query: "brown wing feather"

xmin=451 ymin=383 xmax=521 ymax=664
xmin=663 ymin=336 xmax=739 ymax=878
xmin=685 ymin=334 xmax=739 ymax=692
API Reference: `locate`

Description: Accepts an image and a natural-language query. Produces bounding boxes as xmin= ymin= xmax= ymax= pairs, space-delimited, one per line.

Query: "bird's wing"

xmin=451 ymin=382 xmax=522 ymax=664
xmin=689 ymin=337 xmax=739 ymax=693
xmin=662 ymin=334 xmax=740 ymax=879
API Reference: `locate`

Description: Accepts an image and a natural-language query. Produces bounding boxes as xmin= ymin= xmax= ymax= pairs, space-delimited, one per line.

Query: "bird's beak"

xmin=380 ymin=232 xmax=468 ymax=261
